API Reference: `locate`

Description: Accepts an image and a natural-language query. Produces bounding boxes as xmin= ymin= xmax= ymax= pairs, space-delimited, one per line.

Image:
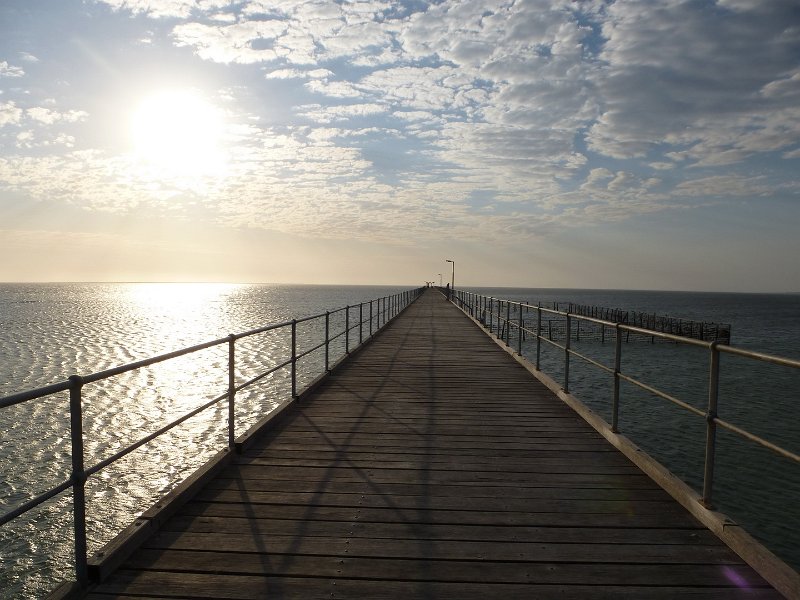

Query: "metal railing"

xmin=451 ymin=289 xmax=800 ymax=508
xmin=0 ymin=287 xmax=423 ymax=591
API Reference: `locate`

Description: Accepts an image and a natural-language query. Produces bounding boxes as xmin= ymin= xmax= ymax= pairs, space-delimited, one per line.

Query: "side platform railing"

xmin=0 ymin=287 xmax=424 ymax=596
xmin=448 ymin=288 xmax=800 ymax=597
xmin=450 ymin=288 xmax=800 ymax=504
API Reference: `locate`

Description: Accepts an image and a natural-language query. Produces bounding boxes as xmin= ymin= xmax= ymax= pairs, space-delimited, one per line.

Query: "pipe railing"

xmin=0 ymin=287 xmax=423 ymax=591
xmin=451 ymin=288 xmax=800 ymax=509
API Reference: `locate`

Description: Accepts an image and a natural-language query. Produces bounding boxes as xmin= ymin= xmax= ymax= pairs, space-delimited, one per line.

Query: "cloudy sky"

xmin=1 ymin=0 xmax=798 ymax=291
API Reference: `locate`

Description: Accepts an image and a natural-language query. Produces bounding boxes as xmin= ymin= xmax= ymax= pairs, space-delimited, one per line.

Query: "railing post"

xmin=359 ymin=302 xmax=363 ymax=345
xmin=369 ymin=300 xmax=373 ymax=337
xmin=496 ymin=299 xmax=501 ymax=336
xmin=536 ymin=303 xmax=542 ymax=370
xmin=517 ymin=302 xmax=523 ymax=355
xmin=345 ymin=306 xmax=350 ymax=354
xmin=506 ymin=300 xmax=511 ymax=346
xmin=291 ymin=320 xmax=297 ymax=398
xmin=325 ymin=311 xmax=330 ymax=372
xmin=612 ymin=324 xmax=622 ymax=433
xmin=487 ymin=297 xmax=492 ymax=332
xmin=68 ymin=374 xmax=88 ymax=588
xmin=702 ymin=342 xmax=721 ymax=508
xmin=227 ymin=334 xmax=235 ymax=448
xmin=564 ymin=314 xmax=571 ymax=393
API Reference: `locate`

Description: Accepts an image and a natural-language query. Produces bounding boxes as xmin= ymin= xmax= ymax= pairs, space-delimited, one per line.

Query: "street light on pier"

xmin=445 ymin=259 xmax=454 ymax=289
xmin=438 ymin=273 xmax=442 ymax=286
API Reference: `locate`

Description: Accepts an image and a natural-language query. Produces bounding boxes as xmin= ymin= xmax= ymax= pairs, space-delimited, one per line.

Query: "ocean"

xmin=1 ymin=283 xmax=798 ymax=598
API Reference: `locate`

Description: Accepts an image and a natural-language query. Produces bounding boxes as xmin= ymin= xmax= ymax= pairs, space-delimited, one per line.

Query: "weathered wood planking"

xmin=85 ymin=289 xmax=783 ymax=599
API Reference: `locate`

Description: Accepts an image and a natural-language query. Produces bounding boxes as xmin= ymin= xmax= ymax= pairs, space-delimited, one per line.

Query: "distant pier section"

xmin=565 ymin=302 xmax=732 ymax=344
xmin=485 ymin=299 xmax=732 ymax=345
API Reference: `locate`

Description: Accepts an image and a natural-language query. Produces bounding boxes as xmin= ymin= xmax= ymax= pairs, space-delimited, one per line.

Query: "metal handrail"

xmin=0 ymin=287 xmax=423 ymax=591
xmin=451 ymin=289 xmax=800 ymax=508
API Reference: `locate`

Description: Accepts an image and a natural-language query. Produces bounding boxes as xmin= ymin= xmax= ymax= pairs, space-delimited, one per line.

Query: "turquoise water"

xmin=1 ymin=284 xmax=798 ymax=597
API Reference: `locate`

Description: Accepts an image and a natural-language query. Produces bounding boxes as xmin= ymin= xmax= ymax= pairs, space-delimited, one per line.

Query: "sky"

xmin=0 ymin=0 xmax=798 ymax=292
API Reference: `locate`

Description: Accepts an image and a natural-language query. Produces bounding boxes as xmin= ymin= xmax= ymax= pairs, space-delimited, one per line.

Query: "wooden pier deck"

xmin=85 ymin=289 xmax=783 ymax=599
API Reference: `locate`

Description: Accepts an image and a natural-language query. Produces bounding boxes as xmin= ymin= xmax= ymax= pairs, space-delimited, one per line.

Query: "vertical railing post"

xmin=564 ymin=314 xmax=571 ymax=392
xmin=488 ymin=298 xmax=493 ymax=333
xmin=359 ymin=302 xmax=363 ymax=345
xmin=345 ymin=306 xmax=350 ymax=354
xmin=702 ymin=342 xmax=721 ymax=508
xmin=506 ymin=301 xmax=511 ymax=346
xmin=227 ymin=334 xmax=236 ymax=448
xmin=291 ymin=320 xmax=297 ymax=398
xmin=68 ymin=374 xmax=88 ymax=588
xmin=517 ymin=302 xmax=523 ymax=355
xmin=536 ymin=304 xmax=542 ymax=370
xmin=369 ymin=301 xmax=373 ymax=337
xmin=496 ymin=299 xmax=501 ymax=336
xmin=612 ymin=324 xmax=622 ymax=433
xmin=324 ymin=311 xmax=330 ymax=372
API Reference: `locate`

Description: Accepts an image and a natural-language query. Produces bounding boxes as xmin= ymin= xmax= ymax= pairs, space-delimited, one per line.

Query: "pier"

xmin=76 ymin=289 xmax=789 ymax=598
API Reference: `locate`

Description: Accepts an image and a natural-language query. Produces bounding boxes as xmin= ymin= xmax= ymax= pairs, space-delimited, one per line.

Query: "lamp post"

xmin=438 ymin=273 xmax=442 ymax=286
xmin=445 ymin=259 xmax=454 ymax=289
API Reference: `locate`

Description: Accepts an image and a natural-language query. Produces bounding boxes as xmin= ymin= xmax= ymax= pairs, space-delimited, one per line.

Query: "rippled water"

xmin=0 ymin=283 xmax=410 ymax=598
xmin=1 ymin=284 xmax=798 ymax=598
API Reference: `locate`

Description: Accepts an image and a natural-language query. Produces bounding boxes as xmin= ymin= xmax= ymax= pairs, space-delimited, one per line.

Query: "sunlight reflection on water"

xmin=0 ymin=282 xmax=407 ymax=598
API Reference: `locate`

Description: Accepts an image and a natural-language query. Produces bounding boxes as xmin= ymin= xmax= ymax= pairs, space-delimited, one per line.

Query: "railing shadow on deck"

xmin=0 ymin=287 xmax=425 ymax=598
xmin=445 ymin=287 xmax=800 ymax=599
xmin=226 ymin=302 xmax=442 ymax=598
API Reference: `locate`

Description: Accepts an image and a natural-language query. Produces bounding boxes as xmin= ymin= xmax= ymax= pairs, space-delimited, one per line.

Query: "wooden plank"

xmin=162 ymin=515 xmax=718 ymax=545
xmin=203 ymin=477 xmax=673 ymax=501
xmin=121 ymin=548 xmax=774 ymax=587
xmin=87 ymin=572 xmax=784 ymax=600
xmin=180 ymin=500 xmax=709 ymax=528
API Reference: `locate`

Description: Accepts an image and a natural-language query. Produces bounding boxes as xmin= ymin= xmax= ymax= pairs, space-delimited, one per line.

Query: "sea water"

xmin=1 ymin=284 xmax=798 ymax=597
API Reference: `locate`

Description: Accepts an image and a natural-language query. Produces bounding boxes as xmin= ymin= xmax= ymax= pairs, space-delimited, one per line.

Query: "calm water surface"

xmin=1 ymin=284 xmax=799 ymax=597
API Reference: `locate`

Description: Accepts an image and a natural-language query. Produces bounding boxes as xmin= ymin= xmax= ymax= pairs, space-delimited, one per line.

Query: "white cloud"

xmin=0 ymin=61 xmax=24 ymax=77
xmin=676 ymin=175 xmax=770 ymax=198
xmin=304 ymin=78 xmax=365 ymax=99
xmin=297 ymin=103 xmax=386 ymax=124
xmin=586 ymin=0 xmax=800 ymax=164
xmin=266 ymin=68 xmax=333 ymax=80
xmin=26 ymin=107 xmax=89 ymax=124
xmin=92 ymin=0 xmax=198 ymax=19
xmin=0 ymin=101 xmax=23 ymax=126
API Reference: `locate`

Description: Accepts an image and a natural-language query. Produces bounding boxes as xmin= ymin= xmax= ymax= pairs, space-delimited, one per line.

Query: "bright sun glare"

xmin=130 ymin=90 xmax=227 ymax=181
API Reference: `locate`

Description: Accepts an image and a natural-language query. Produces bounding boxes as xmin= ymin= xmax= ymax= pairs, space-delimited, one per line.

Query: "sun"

xmin=130 ymin=90 xmax=227 ymax=180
